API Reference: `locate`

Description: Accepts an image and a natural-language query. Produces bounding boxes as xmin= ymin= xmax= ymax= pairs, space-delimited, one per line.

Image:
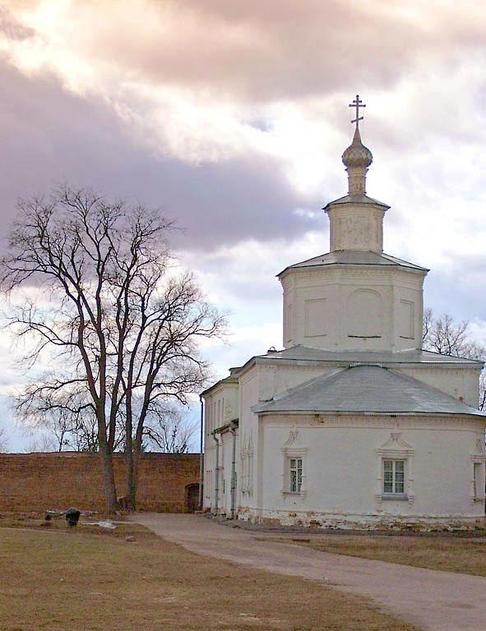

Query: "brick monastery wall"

xmin=0 ymin=452 xmax=200 ymax=513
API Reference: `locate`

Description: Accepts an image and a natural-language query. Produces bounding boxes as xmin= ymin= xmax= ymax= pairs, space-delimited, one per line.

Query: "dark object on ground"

xmin=45 ymin=509 xmax=67 ymax=520
xmin=65 ymin=508 xmax=81 ymax=527
xmin=117 ymin=496 xmax=129 ymax=510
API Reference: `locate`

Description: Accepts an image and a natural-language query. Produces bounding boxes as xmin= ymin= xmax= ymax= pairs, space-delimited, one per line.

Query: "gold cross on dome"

xmin=349 ymin=94 xmax=366 ymax=129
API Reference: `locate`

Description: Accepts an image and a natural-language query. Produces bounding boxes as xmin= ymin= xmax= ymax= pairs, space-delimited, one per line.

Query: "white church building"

xmin=202 ymin=97 xmax=486 ymax=527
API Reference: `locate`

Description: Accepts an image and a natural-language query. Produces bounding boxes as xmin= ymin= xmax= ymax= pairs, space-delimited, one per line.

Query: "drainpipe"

xmin=230 ymin=422 xmax=237 ymax=519
xmin=213 ymin=432 xmax=221 ymax=513
xmin=198 ymin=395 xmax=204 ymax=511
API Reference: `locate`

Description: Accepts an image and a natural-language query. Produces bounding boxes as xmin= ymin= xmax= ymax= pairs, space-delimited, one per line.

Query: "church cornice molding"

xmin=232 ymin=353 xmax=482 ymax=384
xmin=280 ymin=265 xmax=426 ymax=283
xmin=324 ymin=197 xmax=390 ymax=212
xmin=259 ymin=413 xmax=485 ymax=431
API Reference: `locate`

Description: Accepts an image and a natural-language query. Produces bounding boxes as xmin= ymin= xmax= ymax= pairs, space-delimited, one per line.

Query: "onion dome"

xmin=342 ymin=127 xmax=373 ymax=169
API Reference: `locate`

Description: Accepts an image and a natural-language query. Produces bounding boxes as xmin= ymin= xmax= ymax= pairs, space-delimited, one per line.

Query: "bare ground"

xmin=0 ymin=519 xmax=416 ymax=631
xmin=132 ymin=513 xmax=486 ymax=631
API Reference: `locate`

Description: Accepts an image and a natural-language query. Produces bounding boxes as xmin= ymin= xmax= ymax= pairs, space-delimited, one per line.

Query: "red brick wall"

xmin=0 ymin=452 xmax=200 ymax=513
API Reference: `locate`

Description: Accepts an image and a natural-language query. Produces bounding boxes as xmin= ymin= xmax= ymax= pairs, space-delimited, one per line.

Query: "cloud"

xmin=6 ymin=1 xmax=486 ymax=102
xmin=0 ymin=61 xmax=320 ymax=252
xmin=0 ymin=7 xmax=34 ymax=40
xmin=1 ymin=1 xmax=486 ymax=450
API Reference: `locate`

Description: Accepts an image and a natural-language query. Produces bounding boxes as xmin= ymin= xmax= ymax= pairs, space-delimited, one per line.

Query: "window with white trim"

xmin=289 ymin=457 xmax=303 ymax=493
xmin=383 ymin=459 xmax=405 ymax=495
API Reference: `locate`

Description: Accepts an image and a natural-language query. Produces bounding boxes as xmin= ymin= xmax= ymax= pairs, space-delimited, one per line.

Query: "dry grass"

xmin=276 ymin=534 xmax=486 ymax=577
xmin=0 ymin=520 xmax=418 ymax=631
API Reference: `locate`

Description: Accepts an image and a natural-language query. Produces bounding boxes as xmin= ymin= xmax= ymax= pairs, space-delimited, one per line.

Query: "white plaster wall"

xmin=202 ymin=381 xmax=239 ymax=511
xmin=203 ymin=443 xmax=215 ymax=509
xmin=397 ymin=366 xmax=481 ymax=408
xmin=281 ymin=266 xmax=425 ymax=352
xmin=258 ymin=364 xmax=335 ymax=402
xmin=204 ymin=361 xmax=482 ymax=513
xmin=204 ymin=383 xmax=238 ymax=433
xmin=239 ymin=363 xmax=344 ymax=512
xmin=328 ymin=204 xmax=385 ymax=252
xmin=258 ymin=414 xmax=486 ymax=522
xmin=238 ymin=368 xmax=260 ymax=511
xmin=220 ymin=431 xmax=233 ymax=515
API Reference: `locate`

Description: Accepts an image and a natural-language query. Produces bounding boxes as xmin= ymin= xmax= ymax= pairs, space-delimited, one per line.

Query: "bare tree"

xmin=423 ymin=308 xmax=486 ymax=410
xmin=422 ymin=308 xmax=485 ymax=359
xmin=24 ymin=432 xmax=57 ymax=453
xmin=1 ymin=187 xmax=223 ymax=511
xmin=479 ymin=374 xmax=486 ymax=412
xmin=142 ymin=404 xmax=197 ymax=453
xmin=0 ymin=427 xmax=8 ymax=452
xmin=19 ymin=399 xmax=101 ymax=452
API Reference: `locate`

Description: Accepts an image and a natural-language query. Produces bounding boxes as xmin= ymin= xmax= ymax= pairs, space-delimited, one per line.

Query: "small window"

xmin=383 ymin=459 xmax=405 ymax=494
xmin=289 ymin=457 xmax=303 ymax=493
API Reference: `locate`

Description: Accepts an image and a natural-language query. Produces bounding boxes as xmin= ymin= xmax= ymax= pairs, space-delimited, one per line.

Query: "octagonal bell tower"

xmin=279 ymin=96 xmax=428 ymax=353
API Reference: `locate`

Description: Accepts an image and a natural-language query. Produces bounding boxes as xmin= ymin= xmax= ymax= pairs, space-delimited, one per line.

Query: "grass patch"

xmin=0 ymin=512 xmax=147 ymax=540
xmin=275 ymin=534 xmax=486 ymax=577
xmin=0 ymin=522 xmax=418 ymax=630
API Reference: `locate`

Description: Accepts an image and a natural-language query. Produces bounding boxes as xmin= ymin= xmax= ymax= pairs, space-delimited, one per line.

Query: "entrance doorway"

xmin=185 ymin=483 xmax=200 ymax=512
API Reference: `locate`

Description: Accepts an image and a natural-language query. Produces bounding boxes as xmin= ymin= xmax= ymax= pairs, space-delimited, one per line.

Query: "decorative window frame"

xmin=240 ymin=446 xmax=248 ymax=495
xmin=470 ymin=435 xmax=486 ymax=502
xmin=240 ymin=433 xmax=254 ymax=496
xmin=280 ymin=428 xmax=307 ymax=497
xmin=376 ymin=432 xmax=415 ymax=505
xmin=281 ymin=447 xmax=307 ymax=496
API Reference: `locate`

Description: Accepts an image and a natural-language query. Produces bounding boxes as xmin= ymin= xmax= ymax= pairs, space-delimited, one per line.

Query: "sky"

xmin=1 ymin=0 xmax=486 ymax=450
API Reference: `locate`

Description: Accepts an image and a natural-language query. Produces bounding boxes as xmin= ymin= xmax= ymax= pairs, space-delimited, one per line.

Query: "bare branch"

xmin=0 ymin=185 xmax=223 ymax=511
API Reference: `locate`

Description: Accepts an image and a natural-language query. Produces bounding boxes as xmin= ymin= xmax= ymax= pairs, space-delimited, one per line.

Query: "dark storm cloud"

xmin=0 ymin=62 xmax=319 ymax=250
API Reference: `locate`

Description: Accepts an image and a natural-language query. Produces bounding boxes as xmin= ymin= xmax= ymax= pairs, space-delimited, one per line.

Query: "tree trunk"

xmin=125 ymin=386 xmax=137 ymax=511
xmin=126 ymin=447 xmax=139 ymax=511
xmin=99 ymin=447 xmax=118 ymax=514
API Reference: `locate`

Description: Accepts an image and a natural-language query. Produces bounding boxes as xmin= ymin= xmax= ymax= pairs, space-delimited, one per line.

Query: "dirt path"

xmin=132 ymin=513 xmax=486 ymax=631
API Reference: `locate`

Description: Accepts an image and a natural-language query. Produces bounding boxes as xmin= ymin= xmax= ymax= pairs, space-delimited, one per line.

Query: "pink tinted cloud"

xmin=10 ymin=0 xmax=484 ymax=102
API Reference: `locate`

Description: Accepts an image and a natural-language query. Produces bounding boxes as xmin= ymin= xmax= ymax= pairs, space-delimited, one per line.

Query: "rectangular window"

xmin=289 ymin=457 xmax=303 ymax=493
xmin=383 ymin=459 xmax=405 ymax=494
